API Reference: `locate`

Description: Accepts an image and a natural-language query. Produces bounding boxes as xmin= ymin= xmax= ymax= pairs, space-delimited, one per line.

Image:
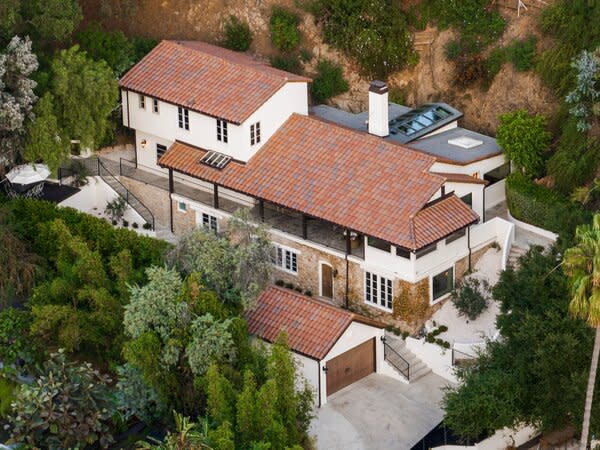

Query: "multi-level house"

xmin=117 ymin=40 xmax=513 ymax=329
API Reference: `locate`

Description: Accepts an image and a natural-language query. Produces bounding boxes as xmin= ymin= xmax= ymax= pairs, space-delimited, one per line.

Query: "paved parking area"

xmin=310 ymin=373 xmax=449 ymax=450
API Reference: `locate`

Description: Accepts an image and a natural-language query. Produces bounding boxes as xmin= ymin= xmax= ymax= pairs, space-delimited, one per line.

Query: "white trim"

xmin=176 ymin=200 xmax=187 ymax=212
xmin=364 ymin=271 xmax=393 ymax=312
xmin=272 ymin=242 xmax=299 ymax=276
xmin=198 ymin=211 xmax=219 ymax=232
xmin=430 ymin=265 xmax=455 ymax=305
xmin=318 ymin=260 xmax=334 ymax=298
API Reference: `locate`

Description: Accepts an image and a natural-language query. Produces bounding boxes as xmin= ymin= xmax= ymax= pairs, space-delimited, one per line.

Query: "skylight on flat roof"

xmin=388 ymin=104 xmax=461 ymax=142
xmin=200 ymin=151 xmax=231 ymax=169
xmin=448 ymin=136 xmax=483 ymax=149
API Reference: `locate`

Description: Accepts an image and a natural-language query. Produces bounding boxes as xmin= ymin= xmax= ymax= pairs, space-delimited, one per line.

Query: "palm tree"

xmin=563 ymin=214 xmax=600 ymax=450
xmin=136 ymin=411 xmax=212 ymax=450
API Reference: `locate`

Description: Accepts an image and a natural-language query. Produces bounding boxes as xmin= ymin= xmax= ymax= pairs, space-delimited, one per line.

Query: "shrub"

xmin=451 ymin=278 xmax=491 ymax=321
xmin=506 ymin=37 xmax=537 ymax=72
xmin=122 ymin=219 xmax=129 ymax=227
xmin=389 ymin=85 xmax=409 ymax=105
xmin=299 ymin=48 xmax=312 ymax=63
xmin=444 ymin=40 xmax=462 ymax=60
xmin=143 ymin=222 xmax=152 ymax=230
xmin=132 ymin=222 xmax=139 ymax=229
xmin=275 ymin=279 xmax=285 ymax=287
xmin=270 ymin=54 xmax=303 ymax=75
xmin=484 ymin=47 xmax=507 ymax=86
xmin=284 ymin=282 xmax=294 ymax=290
xmin=309 ymin=0 xmax=415 ymax=78
xmin=402 ymin=331 xmax=410 ymax=340
xmin=304 ymin=290 xmax=312 ymax=296
xmin=105 ymin=195 xmax=127 ymax=222
xmin=496 ymin=109 xmax=550 ymax=178
xmin=0 ymin=376 xmax=16 ymax=418
xmin=506 ymin=173 xmax=591 ymax=239
xmin=270 ymin=7 xmax=301 ymax=52
xmin=76 ymin=22 xmax=135 ymax=76
xmin=311 ymin=59 xmax=349 ymax=103
xmin=222 ymin=15 xmax=252 ymax=52
xmin=454 ymin=54 xmax=487 ymax=86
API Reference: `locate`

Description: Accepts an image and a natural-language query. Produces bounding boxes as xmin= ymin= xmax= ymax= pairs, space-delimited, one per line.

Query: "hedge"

xmin=506 ymin=173 xmax=591 ymax=239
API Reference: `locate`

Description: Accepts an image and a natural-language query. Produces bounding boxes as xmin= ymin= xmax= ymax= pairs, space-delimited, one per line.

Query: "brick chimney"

xmin=368 ymin=80 xmax=389 ymax=137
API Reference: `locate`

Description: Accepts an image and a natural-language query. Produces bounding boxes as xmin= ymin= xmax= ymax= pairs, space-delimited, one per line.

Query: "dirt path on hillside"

xmin=82 ymin=0 xmax=559 ymax=134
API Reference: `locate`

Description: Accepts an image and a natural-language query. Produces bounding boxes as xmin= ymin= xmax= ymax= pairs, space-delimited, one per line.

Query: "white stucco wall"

xmin=432 ymin=154 xmax=506 ymax=180
xmin=484 ymin=179 xmax=506 ymax=210
xmin=122 ymin=81 xmax=308 ymax=163
xmin=293 ymin=353 xmax=320 ymax=405
xmin=445 ymin=181 xmax=485 ymax=220
xmin=405 ymin=337 xmax=458 ymax=383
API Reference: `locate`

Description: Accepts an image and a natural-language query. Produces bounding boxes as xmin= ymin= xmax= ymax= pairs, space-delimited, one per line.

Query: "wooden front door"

xmin=321 ymin=263 xmax=333 ymax=298
xmin=326 ymin=338 xmax=376 ymax=396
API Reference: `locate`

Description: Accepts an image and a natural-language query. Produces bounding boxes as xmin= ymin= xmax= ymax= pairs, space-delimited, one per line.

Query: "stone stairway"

xmin=384 ymin=333 xmax=431 ymax=383
xmin=508 ymin=244 xmax=528 ymax=268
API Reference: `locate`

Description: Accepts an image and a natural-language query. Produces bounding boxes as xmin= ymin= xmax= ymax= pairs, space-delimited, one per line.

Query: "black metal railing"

xmin=383 ymin=340 xmax=410 ymax=380
xmin=451 ymin=347 xmax=478 ymax=367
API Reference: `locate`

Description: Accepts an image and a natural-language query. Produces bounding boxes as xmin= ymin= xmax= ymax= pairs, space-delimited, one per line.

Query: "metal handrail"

xmin=451 ymin=347 xmax=478 ymax=366
xmin=97 ymin=159 xmax=155 ymax=230
xmin=383 ymin=340 xmax=410 ymax=380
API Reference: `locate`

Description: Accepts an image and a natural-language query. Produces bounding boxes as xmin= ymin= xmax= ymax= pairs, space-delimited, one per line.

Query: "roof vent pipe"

xmin=368 ymin=80 xmax=389 ymax=137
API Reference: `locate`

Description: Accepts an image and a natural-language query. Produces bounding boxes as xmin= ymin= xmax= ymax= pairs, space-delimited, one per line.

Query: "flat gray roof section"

xmin=311 ymin=103 xmax=412 ymax=132
xmin=407 ymin=127 xmax=502 ymax=165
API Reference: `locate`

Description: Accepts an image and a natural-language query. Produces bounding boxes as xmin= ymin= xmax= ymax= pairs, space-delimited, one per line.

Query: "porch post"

xmin=168 ymin=169 xmax=174 ymax=233
xmin=467 ymin=226 xmax=472 ymax=272
xmin=302 ymin=215 xmax=308 ymax=239
xmin=213 ymin=184 xmax=219 ymax=209
xmin=259 ymin=199 xmax=265 ymax=222
xmin=344 ymin=229 xmax=351 ymax=309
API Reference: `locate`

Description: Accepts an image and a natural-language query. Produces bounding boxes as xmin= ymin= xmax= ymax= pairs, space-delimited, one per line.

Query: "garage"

xmin=326 ymin=338 xmax=375 ymax=395
xmin=246 ymin=285 xmax=386 ymax=406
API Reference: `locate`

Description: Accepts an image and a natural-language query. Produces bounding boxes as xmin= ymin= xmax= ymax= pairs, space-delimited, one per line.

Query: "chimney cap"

xmin=369 ymin=80 xmax=388 ymax=94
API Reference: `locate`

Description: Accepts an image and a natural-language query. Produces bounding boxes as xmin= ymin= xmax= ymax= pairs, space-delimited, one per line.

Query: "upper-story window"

xmin=153 ymin=98 xmax=159 ymax=114
xmin=396 ymin=247 xmax=410 ymax=259
xmin=250 ymin=122 xmax=261 ymax=145
xmin=271 ymin=244 xmax=298 ymax=274
xmin=367 ymin=236 xmax=390 ymax=252
xmin=202 ymin=212 xmax=218 ymax=232
xmin=416 ymin=242 xmax=437 ymax=258
xmin=139 ymin=94 xmax=145 ymax=109
xmin=178 ymin=107 xmax=189 ymax=130
xmin=217 ymin=119 xmax=228 ymax=143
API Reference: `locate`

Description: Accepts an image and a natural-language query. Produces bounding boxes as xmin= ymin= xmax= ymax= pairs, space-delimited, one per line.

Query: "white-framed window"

xmin=153 ymin=98 xmax=159 ymax=114
xmin=432 ymin=267 xmax=454 ymax=303
xmin=177 ymin=201 xmax=187 ymax=212
xmin=217 ymin=119 xmax=228 ymax=143
xmin=250 ymin=122 xmax=261 ymax=145
xmin=201 ymin=212 xmax=218 ymax=232
xmin=139 ymin=94 xmax=145 ymax=109
xmin=365 ymin=272 xmax=393 ymax=310
xmin=178 ymin=107 xmax=189 ymax=130
xmin=156 ymin=143 xmax=167 ymax=160
xmin=271 ymin=244 xmax=298 ymax=274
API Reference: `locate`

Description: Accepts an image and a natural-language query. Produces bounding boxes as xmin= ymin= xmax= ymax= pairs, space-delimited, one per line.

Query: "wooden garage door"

xmin=326 ymin=338 xmax=375 ymax=396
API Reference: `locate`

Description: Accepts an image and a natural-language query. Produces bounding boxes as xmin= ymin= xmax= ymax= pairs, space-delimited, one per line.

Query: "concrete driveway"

xmin=310 ymin=372 xmax=450 ymax=450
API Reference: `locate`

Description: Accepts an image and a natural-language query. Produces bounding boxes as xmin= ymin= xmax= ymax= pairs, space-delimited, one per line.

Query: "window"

xmin=156 ymin=144 xmax=167 ymax=159
xmin=446 ymin=228 xmax=466 ymax=244
xmin=365 ymin=272 xmax=393 ymax=310
xmin=432 ymin=267 xmax=454 ymax=301
xmin=201 ymin=213 xmax=218 ymax=232
xmin=153 ymin=98 xmax=159 ymax=113
xmin=416 ymin=243 xmax=437 ymax=258
xmin=177 ymin=201 xmax=187 ymax=212
xmin=271 ymin=244 xmax=298 ymax=274
xmin=367 ymin=236 xmax=391 ymax=252
xmin=460 ymin=193 xmax=473 ymax=208
xmin=396 ymin=247 xmax=411 ymax=259
xmin=217 ymin=119 xmax=228 ymax=143
xmin=484 ymin=162 xmax=510 ymax=185
xmin=200 ymin=151 xmax=231 ymax=169
xmin=250 ymin=122 xmax=261 ymax=145
xmin=178 ymin=107 xmax=189 ymax=130
xmin=139 ymin=94 xmax=145 ymax=109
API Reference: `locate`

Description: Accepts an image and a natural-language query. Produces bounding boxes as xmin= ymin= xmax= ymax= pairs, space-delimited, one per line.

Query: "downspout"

xmin=168 ymin=169 xmax=174 ymax=233
xmin=344 ymin=230 xmax=351 ymax=309
xmin=317 ymin=361 xmax=322 ymax=407
xmin=126 ymin=90 xmax=131 ymax=128
xmin=467 ymin=226 xmax=472 ymax=272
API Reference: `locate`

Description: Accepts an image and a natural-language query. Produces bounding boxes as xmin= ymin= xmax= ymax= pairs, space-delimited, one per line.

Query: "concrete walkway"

xmin=310 ymin=373 xmax=449 ymax=450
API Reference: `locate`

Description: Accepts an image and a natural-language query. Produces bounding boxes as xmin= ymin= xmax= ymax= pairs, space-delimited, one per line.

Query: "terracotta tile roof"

xmin=119 ymin=40 xmax=310 ymax=124
xmin=412 ymin=195 xmax=479 ymax=248
xmin=159 ymin=114 xmax=480 ymax=250
xmin=246 ymin=286 xmax=383 ymax=360
xmin=432 ymin=172 xmax=489 ymax=185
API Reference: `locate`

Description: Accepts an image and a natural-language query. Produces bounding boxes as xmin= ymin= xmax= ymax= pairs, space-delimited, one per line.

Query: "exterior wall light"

xmin=322 ymin=366 xmax=328 ymax=373
xmin=140 ymin=139 xmax=147 ymax=148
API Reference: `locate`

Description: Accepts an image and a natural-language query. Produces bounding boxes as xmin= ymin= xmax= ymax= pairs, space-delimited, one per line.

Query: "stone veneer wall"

xmin=119 ymin=177 xmax=171 ymax=227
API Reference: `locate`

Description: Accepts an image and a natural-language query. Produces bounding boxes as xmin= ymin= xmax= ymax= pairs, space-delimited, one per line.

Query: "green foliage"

xmin=484 ymin=47 xmax=506 ymax=86
xmin=206 ymin=363 xmax=235 ymax=426
xmin=444 ymin=247 xmax=596 ymax=438
xmin=566 ymin=49 xmax=600 ymax=133
xmin=311 ymin=59 xmax=349 ymax=103
xmin=76 ymin=22 xmax=136 ymax=76
xmin=9 ymin=350 xmax=115 ymax=449
xmin=309 ymin=0 xmax=415 ymax=78
xmin=168 ymin=208 xmax=272 ymax=307
xmin=222 ymin=15 xmax=253 ymax=52
xmin=0 ymin=0 xmax=20 ymax=42
xmin=444 ymin=40 xmax=461 ymax=60
xmin=496 ymin=109 xmax=550 ymax=177
xmin=270 ymin=7 xmax=301 ymax=52
xmin=115 ymin=364 xmax=164 ymax=423
xmin=136 ymin=411 xmax=211 ymax=450
xmin=104 ymin=195 xmax=127 ymax=223
xmin=0 ymin=376 xmax=16 ymax=418
xmin=26 ymin=0 xmax=82 ymax=44
xmin=50 ymin=45 xmax=119 ymax=150
xmin=187 ymin=315 xmax=235 ymax=376
xmin=24 ymin=92 xmax=70 ymax=173
xmin=506 ymin=37 xmax=537 ymax=72
xmin=0 ymin=308 xmax=37 ymax=372
xmin=547 ymin=116 xmax=600 ymax=194
xmin=270 ymin=54 xmax=303 ymax=75
xmin=451 ymin=278 xmax=490 ymax=321
xmin=506 ymin=173 xmax=591 ymax=240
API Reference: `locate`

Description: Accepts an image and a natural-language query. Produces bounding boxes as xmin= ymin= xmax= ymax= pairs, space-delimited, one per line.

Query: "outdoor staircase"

xmin=384 ymin=333 xmax=431 ymax=383
xmin=508 ymin=244 xmax=528 ymax=268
